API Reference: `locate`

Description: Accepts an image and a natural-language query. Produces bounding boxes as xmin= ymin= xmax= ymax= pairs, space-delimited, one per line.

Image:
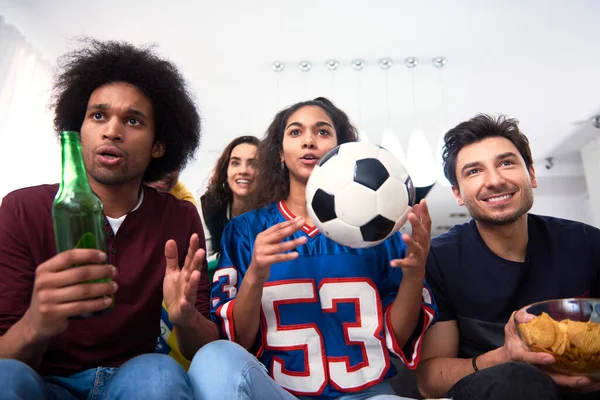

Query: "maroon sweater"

xmin=0 ymin=184 xmax=210 ymax=376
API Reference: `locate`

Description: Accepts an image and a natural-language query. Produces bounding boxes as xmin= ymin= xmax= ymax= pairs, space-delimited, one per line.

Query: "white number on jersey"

xmin=261 ymin=279 xmax=388 ymax=395
xmin=212 ymin=267 xmax=238 ymax=308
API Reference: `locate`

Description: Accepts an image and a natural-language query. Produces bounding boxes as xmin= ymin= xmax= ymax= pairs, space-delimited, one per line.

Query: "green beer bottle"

xmin=52 ymin=130 xmax=113 ymax=318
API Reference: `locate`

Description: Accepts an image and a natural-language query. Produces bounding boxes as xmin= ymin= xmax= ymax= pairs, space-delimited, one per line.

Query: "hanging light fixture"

xmin=298 ymin=61 xmax=312 ymax=98
xmin=298 ymin=61 xmax=312 ymax=72
xmin=435 ymin=134 xmax=451 ymax=186
xmin=405 ymin=57 xmax=437 ymax=188
xmin=352 ymin=58 xmax=370 ymax=143
xmin=433 ymin=56 xmax=452 ymax=187
xmin=326 ymin=59 xmax=339 ymax=70
xmin=271 ymin=61 xmax=285 ymax=108
xmin=381 ymin=130 xmax=407 ymax=166
xmin=406 ymin=129 xmax=437 ymax=187
xmin=326 ymin=59 xmax=339 ymax=100
xmin=378 ymin=57 xmax=406 ymax=164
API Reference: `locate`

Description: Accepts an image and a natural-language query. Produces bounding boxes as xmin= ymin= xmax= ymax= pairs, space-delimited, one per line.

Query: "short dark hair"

xmin=251 ymin=97 xmax=359 ymax=209
xmin=51 ymin=38 xmax=201 ymax=182
xmin=201 ymin=135 xmax=260 ymax=217
xmin=442 ymin=114 xmax=533 ymax=188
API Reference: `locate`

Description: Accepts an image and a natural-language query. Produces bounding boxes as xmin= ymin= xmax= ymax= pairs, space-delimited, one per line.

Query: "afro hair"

xmin=52 ymin=38 xmax=201 ymax=182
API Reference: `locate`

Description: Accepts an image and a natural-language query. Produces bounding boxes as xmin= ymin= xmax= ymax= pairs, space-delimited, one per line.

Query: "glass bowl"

xmin=514 ymin=298 xmax=600 ymax=379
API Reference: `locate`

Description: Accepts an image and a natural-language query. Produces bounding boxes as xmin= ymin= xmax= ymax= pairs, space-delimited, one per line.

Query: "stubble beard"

xmin=465 ymin=187 xmax=534 ymax=226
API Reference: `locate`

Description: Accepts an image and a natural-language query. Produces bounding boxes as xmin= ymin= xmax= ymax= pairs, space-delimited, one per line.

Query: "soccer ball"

xmin=306 ymin=142 xmax=416 ymax=248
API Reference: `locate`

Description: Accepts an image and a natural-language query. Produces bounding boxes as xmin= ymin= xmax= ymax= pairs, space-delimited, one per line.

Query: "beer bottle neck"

xmin=59 ymin=131 xmax=91 ymax=192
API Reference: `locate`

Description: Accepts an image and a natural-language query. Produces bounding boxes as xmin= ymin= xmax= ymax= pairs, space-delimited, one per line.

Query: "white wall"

xmin=581 ymin=137 xmax=600 ymax=227
xmin=531 ymin=194 xmax=593 ymax=226
xmin=0 ymin=16 xmax=58 ymax=200
xmin=2 ymin=0 xmax=600 ymax=222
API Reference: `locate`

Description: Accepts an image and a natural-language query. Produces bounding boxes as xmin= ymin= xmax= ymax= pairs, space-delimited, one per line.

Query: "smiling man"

xmin=415 ymin=114 xmax=600 ymax=400
xmin=0 ymin=39 xmax=219 ymax=399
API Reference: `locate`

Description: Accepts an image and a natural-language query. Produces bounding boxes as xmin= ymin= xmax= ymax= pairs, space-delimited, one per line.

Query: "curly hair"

xmin=201 ymin=135 xmax=260 ymax=217
xmin=442 ymin=114 xmax=533 ymax=188
xmin=251 ymin=97 xmax=359 ymax=209
xmin=51 ymin=38 xmax=201 ymax=182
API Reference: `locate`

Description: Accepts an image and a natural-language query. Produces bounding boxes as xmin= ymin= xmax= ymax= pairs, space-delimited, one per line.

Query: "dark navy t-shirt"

xmin=426 ymin=214 xmax=600 ymax=358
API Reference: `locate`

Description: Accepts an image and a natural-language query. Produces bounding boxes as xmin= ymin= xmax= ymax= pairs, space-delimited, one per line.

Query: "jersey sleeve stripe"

xmin=216 ymin=299 xmax=236 ymax=342
xmin=384 ymin=303 xmax=435 ymax=370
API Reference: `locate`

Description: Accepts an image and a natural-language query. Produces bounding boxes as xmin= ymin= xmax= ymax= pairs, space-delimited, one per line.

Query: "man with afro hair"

xmin=0 ymin=39 xmax=218 ymax=399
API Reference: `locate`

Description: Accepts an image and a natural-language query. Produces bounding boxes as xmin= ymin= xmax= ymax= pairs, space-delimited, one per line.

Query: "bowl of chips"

xmin=514 ymin=298 xmax=600 ymax=378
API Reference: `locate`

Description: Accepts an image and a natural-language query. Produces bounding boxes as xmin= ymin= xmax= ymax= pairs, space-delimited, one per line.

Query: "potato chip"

xmin=519 ymin=312 xmax=556 ymax=349
xmin=518 ymin=311 xmax=600 ymax=375
xmin=564 ymin=319 xmax=588 ymax=339
xmin=570 ymin=323 xmax=600 ymax=355
xmin=550 ymin=328 xmax=568 ymax=355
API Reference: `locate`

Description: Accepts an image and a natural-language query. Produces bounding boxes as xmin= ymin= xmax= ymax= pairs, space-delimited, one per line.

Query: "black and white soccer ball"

xmin=306 ymin=142 xmax=416 ymax=248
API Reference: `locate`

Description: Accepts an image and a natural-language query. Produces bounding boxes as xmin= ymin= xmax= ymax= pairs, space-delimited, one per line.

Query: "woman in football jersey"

xmin=189 ymin=97 xmax=437 ymax=400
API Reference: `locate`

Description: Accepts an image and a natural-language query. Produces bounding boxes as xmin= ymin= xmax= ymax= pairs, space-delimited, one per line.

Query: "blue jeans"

xmin=188 ymin=340 xmax=415 ymax=400
xmin=0 ymin=353 xmax=194 ymax=400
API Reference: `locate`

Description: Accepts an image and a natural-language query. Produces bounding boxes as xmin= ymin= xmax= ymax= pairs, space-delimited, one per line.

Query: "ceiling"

xmin=2 ymin=0 xmax=599 ymax=235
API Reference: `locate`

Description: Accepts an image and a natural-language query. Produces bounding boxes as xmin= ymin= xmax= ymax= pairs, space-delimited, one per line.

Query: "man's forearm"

xmin=174 ymin=311 xmax=220 ymax=360
xmin=417 ymin=347 xmax=507 ymax=398
xmin=0 ymin=316 xmax=48 ymax=370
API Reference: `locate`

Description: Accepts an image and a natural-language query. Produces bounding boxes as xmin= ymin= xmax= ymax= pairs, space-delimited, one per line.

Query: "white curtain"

xmin=0 ymin=15 xmax=57 ymax=200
